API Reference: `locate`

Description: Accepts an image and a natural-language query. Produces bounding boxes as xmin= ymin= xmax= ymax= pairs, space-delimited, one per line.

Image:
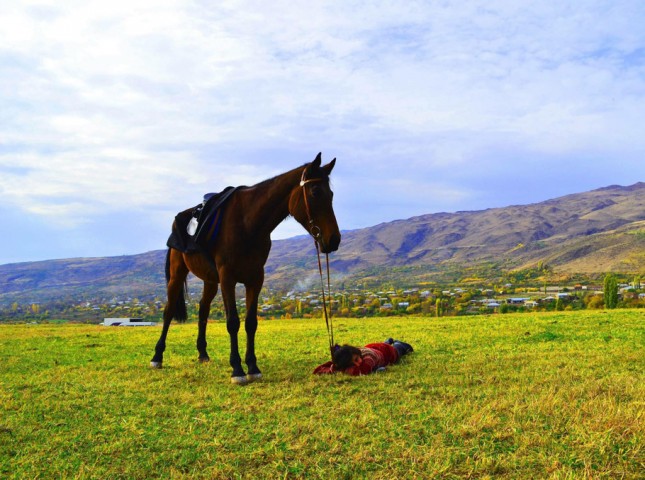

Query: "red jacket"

xmin=313 ymin=343 xmax=400 ymax=375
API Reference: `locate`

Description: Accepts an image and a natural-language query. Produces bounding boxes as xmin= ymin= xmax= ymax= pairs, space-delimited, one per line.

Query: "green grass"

xmin=1 ymin=310 xmax=643 ymax=479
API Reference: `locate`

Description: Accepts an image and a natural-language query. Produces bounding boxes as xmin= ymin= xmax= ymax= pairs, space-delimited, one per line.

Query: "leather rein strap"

xmin=300 ymin=168 xmax=335 ymax=359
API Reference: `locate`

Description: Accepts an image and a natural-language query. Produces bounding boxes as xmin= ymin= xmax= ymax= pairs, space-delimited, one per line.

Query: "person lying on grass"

xmin=313 ymin=338 xmax=414 ymax=375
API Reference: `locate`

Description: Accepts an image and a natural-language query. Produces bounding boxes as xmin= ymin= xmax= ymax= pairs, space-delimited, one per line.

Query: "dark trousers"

xmin=392 ymin=340 xmax=413 ymax=359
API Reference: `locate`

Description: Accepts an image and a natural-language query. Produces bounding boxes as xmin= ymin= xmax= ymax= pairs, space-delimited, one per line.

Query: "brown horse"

xmin=151 ymin=153 xmax=340 ymax=384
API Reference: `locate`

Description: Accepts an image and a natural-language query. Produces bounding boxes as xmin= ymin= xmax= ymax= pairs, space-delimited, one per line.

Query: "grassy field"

xmin=1 ymin=310 xmax=643 ymax=479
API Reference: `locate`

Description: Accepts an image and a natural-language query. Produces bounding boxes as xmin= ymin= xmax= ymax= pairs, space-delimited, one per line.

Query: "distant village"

xmin=255 ymin=281 xmax=643 ymax=318
xmin=2 ymin=278 xmax=643 ymax=323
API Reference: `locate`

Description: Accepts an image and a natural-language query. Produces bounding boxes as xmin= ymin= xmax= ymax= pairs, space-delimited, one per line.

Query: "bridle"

xmin=299 ymin=167 xmax=325 ymax=239
xmin=299 ymin=167 xmax=335 ymax=358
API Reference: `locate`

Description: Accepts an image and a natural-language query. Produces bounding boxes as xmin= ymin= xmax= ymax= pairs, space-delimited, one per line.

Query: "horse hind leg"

xmin=150 ymin=302 xmax=174 ymax=368
xmin=151 ymin=249 xmax=188 ymax=368
xmin=196 ymin=281 xmax=218 ymax=363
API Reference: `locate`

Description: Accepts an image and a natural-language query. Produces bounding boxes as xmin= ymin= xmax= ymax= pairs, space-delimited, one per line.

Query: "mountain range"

xmin=1 ymin=182 xmax=644 ymax=304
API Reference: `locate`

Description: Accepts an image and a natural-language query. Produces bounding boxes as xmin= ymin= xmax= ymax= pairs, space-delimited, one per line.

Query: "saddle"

xmin=166 ymin=186 xmax=237 ymax=254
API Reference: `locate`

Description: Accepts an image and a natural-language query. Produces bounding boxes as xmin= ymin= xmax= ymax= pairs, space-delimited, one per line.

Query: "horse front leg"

xmin=244 ymin=280 xmax=263 ymax=381
xmin=221 ymin=277 xmax=247 ymax=384
xmin=196 ymin=281 xmax=218 ymax=363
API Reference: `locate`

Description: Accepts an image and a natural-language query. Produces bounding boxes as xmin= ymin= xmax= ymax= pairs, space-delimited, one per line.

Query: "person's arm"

xmin=343 ymin=357 xmax=376 ymax=375
xmin=313 ymin=361 xmax=335 ymax=374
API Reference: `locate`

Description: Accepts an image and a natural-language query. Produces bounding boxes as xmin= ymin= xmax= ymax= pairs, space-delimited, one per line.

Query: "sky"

xmin=1 ymin=1 xmax=644 ymax=265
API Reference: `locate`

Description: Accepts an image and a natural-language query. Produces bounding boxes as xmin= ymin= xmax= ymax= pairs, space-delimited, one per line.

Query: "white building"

xmin=104 ymin=317 xmax=156 ymax=326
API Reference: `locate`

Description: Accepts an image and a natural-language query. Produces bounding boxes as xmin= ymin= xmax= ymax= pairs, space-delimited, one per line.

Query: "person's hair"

xmin=332 ymin=345 xmax=362 ymax=370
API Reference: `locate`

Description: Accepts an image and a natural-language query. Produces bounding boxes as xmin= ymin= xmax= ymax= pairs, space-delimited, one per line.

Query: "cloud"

xmin=1 ymin=0 xmax=644 ymax=262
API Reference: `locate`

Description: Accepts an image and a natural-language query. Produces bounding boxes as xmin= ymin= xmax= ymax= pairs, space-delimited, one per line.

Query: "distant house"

xmin=104 ymin=317 xmax=156 ymax=327
xmin=507 ymin=298 xmax=529 ymax=305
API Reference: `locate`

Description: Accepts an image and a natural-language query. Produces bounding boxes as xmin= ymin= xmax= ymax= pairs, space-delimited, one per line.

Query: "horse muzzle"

xmin=321 ymin=232 xmax=341 ymax=253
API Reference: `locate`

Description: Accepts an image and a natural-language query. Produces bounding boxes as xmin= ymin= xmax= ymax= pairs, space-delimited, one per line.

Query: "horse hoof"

xmin=231 ymin=376 xmax=249 ymax=385
xmin=199 ymin=357 xmax=210 ymax=364
xmin=150 ymin=361 xmax=163 ymax=369
xmin=247 ymin=373 xmax=263 ymax=382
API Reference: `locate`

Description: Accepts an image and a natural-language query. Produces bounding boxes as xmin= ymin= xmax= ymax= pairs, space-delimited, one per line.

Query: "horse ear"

xmin=312 ymin=152 xmax=322 ymax=167
xmin=322 ymin=158 xmax=336 ymax=175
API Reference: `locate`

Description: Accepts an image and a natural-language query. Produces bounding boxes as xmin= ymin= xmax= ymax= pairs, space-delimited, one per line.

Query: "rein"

xmin=300 ymin=169 xmax=335 ymax=359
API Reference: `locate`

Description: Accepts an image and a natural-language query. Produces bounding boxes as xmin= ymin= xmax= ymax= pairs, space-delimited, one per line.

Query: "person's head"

xmin=332 ymin=345 xmax=362 ymax=371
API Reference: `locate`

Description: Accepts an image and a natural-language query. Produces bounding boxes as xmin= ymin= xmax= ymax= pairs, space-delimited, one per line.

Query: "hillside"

xmin=1 ymin=182 xmax=644 ymax=303
xmin=0 ymin=251 xmax=167 ymax=304
xmin=266 ymin=182 xmax=645 ymax=287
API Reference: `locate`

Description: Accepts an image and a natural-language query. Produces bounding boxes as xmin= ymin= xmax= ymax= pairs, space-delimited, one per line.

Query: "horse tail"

xmin=165 ymin=247 xmax=172 ymax=283
xmin=165 ymin=248 xmax=188 ymax=323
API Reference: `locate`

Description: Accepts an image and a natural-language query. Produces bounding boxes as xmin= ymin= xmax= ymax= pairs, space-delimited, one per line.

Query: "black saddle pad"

xmin=166 ymin=186 xmax=237 ymax=253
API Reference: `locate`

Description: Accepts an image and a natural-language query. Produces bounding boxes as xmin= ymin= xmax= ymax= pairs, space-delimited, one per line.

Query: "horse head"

xmin=290 ymin=153 xmax=341 ymax=253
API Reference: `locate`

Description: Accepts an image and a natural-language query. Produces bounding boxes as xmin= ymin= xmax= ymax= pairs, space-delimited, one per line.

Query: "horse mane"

xmin=249 ymin=162 xmax=329 ymax=191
